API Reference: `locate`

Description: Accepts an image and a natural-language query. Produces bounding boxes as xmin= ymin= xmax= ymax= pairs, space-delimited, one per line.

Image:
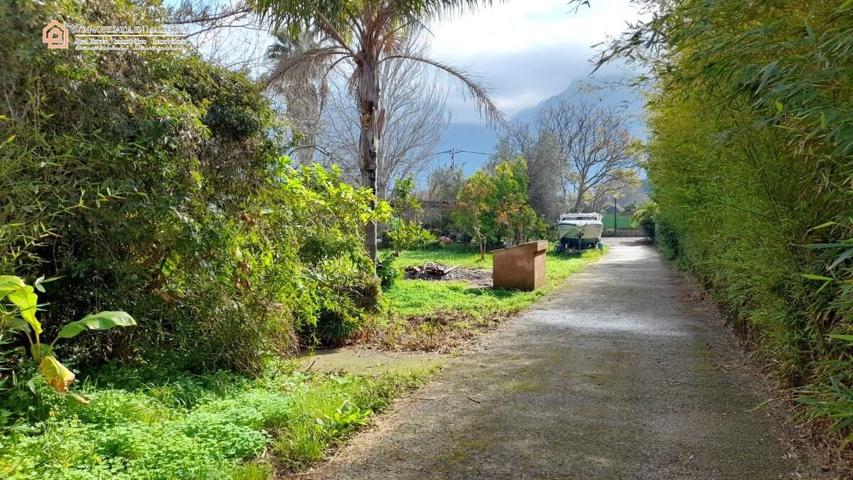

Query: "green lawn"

xmin=385 ymin=246 xmax=604 ymax=317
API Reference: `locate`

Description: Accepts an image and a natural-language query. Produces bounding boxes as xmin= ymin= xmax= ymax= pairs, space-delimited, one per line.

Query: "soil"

xmin=300 ymin=348 xmax=445 ymax=375
xmin=288 ymin=238 xmax=840 ymax=480
xmin=404 ymin=262 xmax=492 ymax=288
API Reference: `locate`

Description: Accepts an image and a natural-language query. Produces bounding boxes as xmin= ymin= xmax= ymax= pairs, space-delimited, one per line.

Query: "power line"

xmin=432 ymin=147 xmax=492 ymax=167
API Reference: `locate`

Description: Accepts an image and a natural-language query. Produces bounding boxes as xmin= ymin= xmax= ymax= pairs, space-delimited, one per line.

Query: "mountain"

xmin=432 ymin=77 xmax=647 ymax=176
xmin=512 ymin=78 xmax=647 ymax=139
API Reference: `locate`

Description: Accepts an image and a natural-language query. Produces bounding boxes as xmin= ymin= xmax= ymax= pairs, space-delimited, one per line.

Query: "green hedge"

xmin=631 ymin=0 xmax=851 ymax=441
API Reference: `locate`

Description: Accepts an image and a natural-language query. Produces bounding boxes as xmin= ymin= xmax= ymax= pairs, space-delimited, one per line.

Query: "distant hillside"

xmin=433 ymin=76 xmax=647 ymax=176
xmin=512 ymin=77 xmax=647 ymax=139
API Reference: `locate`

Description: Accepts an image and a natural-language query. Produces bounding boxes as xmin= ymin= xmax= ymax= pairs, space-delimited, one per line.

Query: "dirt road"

xmin=297 ymin=238 xmax=814 ymax=479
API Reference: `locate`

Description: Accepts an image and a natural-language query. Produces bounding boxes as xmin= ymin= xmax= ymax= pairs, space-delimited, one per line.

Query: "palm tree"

xmin=253 ymin=0 xmax=504 ymax=263
xmin=267 ymin=31 xmax=325 ymax=166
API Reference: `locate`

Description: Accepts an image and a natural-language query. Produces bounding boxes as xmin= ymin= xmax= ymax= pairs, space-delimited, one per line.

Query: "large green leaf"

xmin=7 ymin=285 xmax=41 ymax=335
xmin=0 ymin=275 xmax=26 ymax=298
xmin=56 ymin=311 xmax=136 ymax=339
xmin=1 ymin=316 xmax=31 ymax=333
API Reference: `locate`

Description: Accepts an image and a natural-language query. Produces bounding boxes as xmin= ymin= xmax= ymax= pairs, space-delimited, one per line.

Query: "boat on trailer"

xmin=556 ymin=212 xmax=604 ymax=251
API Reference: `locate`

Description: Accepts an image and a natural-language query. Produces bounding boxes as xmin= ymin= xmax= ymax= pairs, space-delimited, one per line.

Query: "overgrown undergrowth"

xmin=0 ymin=365 xmax=426 ymax=479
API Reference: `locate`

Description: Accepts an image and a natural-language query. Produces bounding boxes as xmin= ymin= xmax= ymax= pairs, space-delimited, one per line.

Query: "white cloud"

xmin=426 ymin=0 xmax=645 ymax=120
xmin=430 ymin=0 xmax=638 ymax=59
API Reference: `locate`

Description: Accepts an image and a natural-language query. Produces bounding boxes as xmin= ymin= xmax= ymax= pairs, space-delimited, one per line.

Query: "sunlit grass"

xmin=0 ymin=366 xmax=427 ymax=480
xmin=387 ymin=247 xmax=604 ymax=317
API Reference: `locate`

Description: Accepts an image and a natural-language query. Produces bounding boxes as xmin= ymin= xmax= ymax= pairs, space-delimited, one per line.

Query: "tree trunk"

xmin=357 ymin=57 xmax=380 ymax=265
xmin=572 ymin=183 xmax=586 ymax=212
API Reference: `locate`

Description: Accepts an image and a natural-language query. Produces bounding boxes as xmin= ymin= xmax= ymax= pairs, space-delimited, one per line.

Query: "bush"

xmin=633 ymin=202 xmax=657 ymax=240
xmin=0 ymin=1 xmax=387 ymax=374
xmin=377 ymin=252 xmax=401 ymax=290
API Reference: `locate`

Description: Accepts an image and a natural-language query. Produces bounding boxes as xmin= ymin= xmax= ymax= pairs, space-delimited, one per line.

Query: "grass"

xmin=392 ymin=245 xmax=492 ymax=270
xmin=0 ymin=246 xmax=604 ymax=479
xmin=0 ymin=364 xmax=428 ymax=480
xmin=386 ymin=247 xmax=604 ymax=317
xmin=367 ymin=245 xmax=605 ymax=350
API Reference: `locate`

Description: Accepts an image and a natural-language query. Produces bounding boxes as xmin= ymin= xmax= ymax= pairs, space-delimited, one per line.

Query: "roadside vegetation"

xmin=0 ymin=364 xmax=426 ymax=479
xmin=0 ymin=1 xmax=608 ymax=477
xmin=610 ymin=0 xmax=852 ymax=444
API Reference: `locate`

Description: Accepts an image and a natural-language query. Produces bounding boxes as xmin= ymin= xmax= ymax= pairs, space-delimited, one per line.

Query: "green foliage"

xmin=0 ymin=1 xmax=387 ymax=374
xmin=0 ymin=367 xmax=424 ymax=479
xmin=633 ymin=202 xmax=658 ymax=240
xmin=387 ymin=176 xmax=435 ymax=255
xmin=453 ymin=159 xmax=546 ymax=257
xmin=377 ymin=252 xmax=401 ymax=290
xmin=0 ymin=276 xmax=135 ymax=397
xmin=609 ymin=0 xmax=852 ymax=438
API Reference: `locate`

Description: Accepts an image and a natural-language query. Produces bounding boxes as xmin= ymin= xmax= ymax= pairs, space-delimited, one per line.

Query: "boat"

xmin=556 ymin=212 xmax=604 ymax=250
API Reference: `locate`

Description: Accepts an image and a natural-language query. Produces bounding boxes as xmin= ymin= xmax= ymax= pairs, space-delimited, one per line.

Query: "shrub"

xmin=0 ymin=1 xmax=387 ymax=373
xmin=377 ymin=252 xmax=401 ymax=290
xmin=633 ymin=202 xmax=657 ymax=240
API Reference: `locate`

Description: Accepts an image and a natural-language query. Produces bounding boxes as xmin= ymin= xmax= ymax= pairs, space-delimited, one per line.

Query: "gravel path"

xmin=294 ymin=238 xmax=816 ymax=479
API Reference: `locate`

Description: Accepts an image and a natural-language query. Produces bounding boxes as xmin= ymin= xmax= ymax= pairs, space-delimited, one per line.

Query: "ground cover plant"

xmin=0 ymin=364 xmax=426 ymax=480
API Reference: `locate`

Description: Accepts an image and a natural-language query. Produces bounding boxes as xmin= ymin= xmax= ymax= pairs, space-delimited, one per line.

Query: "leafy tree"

xmin=252 ymin=0 xmax=503 ymax=262
xmin=488 ymin=160 xmax=543 ymax=245
xmin=0 ymin=0 xmax=392 ymax=374
xmin=453 ymin=159 xmax=545 ymax=257
xmin=453 ymin=171 xmax=493 ymax=258
xmin=387 ymin=176 xmax=434 ymax=255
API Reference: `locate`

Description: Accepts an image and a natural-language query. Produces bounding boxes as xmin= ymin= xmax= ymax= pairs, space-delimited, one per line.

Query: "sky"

xmin=174 ymin=0 xmax=647 ymax=173
xmin=426 ymin=0 xmax=646 ymax=123
xmin=179 ymin=0 xmax=646 ymax=124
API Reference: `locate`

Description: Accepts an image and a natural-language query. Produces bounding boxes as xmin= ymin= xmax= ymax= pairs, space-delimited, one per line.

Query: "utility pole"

xmin=613 ymin=195 xmax=618 ymax=236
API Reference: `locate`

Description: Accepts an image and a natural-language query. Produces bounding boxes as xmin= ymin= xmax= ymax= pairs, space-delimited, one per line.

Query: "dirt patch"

xmin=404 ymin=262 xmax=492 ymax=288
xmin=357 ymin=310 xmax=512 ymax=353
xmin=300 ymin=348 xmax=445 ymax=375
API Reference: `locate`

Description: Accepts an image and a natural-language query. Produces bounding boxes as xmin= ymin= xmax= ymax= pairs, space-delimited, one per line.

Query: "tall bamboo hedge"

xmin=605 ymin=0 xmax=852 ymax=440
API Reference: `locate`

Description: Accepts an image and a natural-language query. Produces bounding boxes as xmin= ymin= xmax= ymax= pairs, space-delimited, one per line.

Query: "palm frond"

xmin=264 ymin=47 xmax=349 ymax=89
xmin=382 ymin=53 xmax=504 ymax=127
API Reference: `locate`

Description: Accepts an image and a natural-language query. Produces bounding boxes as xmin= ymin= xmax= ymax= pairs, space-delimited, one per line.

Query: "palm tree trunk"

xmin=357 ymin=57 xmax=380 ymax=265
